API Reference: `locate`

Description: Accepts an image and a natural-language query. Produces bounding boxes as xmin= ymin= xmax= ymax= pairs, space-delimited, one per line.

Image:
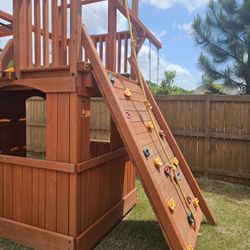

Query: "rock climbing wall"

xmin=111 ymin=74 xmax=204 ymax=249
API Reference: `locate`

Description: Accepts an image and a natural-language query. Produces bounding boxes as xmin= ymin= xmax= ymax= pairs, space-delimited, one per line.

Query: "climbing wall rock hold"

xmin=187 ymin=212 xmax=194 ymax=226
xmin=172 ymin=157 xmax=179 ymax=167
xmin=108 ymin=73 xmax=115 ymax=85
xmin=164 ymin=166 xmax=171 ymax=176
xmin=187 ymin=244 xmax=193 ymax=250
xmin=154 ymin=157 xmax=162 ymax=168
xmin=177 ymin=172 xmax=182 ymax=181
xmin=147 ymin=121 xmax=154 ymax=131
xmin=168 ymin=198 xmax=176 ymax=212
xmin=193 ymin=198 xmax=199 ymax=209
xmin=124 ymin=88 xmax=132 ymax=98
xmin=186 ymin=196 xmax=192 ymax=204
xmin=159 ymin=130 xmax=166 ymax=139
xmin=143 ymin=148 xmax=151 ymax=158
xmin=144 ymin=100 xmax=152 ymax=110
xmin=125 ymin=111 xmax=131 ymax=119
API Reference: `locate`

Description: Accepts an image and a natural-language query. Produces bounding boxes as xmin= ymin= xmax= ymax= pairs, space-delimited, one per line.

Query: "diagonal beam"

xmin=0 ymin=10 xmax=13 ymax=23
xmin=111 ymin=0 xmax=162 ymax=49
xmin=0 ymin=26 xmax=12 ymax=37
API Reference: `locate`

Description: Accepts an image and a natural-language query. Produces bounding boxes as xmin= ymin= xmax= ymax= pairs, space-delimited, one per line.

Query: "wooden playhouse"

xmin=0 ymin=1 xmax=215 ymax=250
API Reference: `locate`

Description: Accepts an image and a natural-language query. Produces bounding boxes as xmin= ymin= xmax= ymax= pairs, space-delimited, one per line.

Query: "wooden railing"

xmin=3 ymin=0 xmax=161 ymax=77
xmin=91 ymin=31 xmax=130 ymax=74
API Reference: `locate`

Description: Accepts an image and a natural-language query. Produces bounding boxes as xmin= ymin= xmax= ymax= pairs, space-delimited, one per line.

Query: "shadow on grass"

xmin=95 ymin=220 xmax=169 ymax=250
xmin=197 ymin=178 xmax=250 ymax=201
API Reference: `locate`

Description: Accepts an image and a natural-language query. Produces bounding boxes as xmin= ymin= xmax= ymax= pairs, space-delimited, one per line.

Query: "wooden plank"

xmin=52 ymin=0 xmax=59 ymax=65
xmin=57 ymin=93 xmax=70 ymax=235
xmin=76 ymin=189 xmax=136 ymax=250
xmin=112 ymin=0 xmax=161 ymax=48
xmin=22 ymin=167 xmax=32 ymax=224
xmin=0 ymin=217 xmax=74 ymax=250
xmin=3 ymin=163 xmax=12 ymax=219
xmin=27 ymin=0 xmax=32 ymax=67
xmin=38 ymin=169 xmax=46 ymax=228
xmin=70 ymin=0 xmax=82 ymax=75
xmin=34 ymin=0 xmax=41 ymax=67
xmin=12 ymin=165 xmax=23 ymax=222
xmin=77 ymin=148 xmax=127 ymax=173
xmin=0 ymin=155 xmax=75 ymax=173
xmin=43 ymin=0 xmax=49 ymax=66
xmin=0 ymin=163 xmax=3 ymax=217
xmin=61 ymin=0 xmax=68 ymax=65
xmin=32 ymin=168 xmax=39 ymax=227
xmin=204 ymin=95 xmax=210 ymax=176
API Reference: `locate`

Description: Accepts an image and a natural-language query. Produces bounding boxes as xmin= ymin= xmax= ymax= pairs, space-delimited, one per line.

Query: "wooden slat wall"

xmin=0 ymin=161 xmax=71 ymax=232
xmin=13 ymin=0 xmax=71 ymax=69
xmin=91 ymin=31 xmax=130 ymax=74
xmin=79 ymin=153 xmax=135 ymax=232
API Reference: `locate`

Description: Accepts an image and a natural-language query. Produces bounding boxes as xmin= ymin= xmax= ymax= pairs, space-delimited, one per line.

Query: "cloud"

xmin=138 ymin=45 xmax=199 ymax=90
xmin=173 ymin=21 xmax=193 ymax=35
xmin=83 ymin=2 xmax=128 ymax=34
xmin=141 ymin=0 xmax=209 ymax=12
xmin=172 ymin=22 xmax=193 ymax=36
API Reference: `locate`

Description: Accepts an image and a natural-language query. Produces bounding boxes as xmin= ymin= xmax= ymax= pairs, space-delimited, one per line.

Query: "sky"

xmin=0 ymin=0 xmax=210 ymax=90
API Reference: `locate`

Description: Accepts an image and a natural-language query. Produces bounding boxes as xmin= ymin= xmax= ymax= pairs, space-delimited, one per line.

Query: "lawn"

xmin=0 ymin=178 xmax=250 ymax=250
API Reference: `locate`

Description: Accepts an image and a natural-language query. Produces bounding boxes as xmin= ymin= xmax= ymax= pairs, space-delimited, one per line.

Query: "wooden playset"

xmin=0 ymin=1 xmax=215 ymax=249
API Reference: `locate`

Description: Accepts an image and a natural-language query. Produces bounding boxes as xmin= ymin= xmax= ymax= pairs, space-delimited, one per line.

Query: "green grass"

xmin=1 ymin=178 xmax=250 ymax=250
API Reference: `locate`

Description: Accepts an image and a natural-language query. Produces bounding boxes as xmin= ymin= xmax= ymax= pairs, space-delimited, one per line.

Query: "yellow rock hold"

xmin=168 ymin=198 xmax=176 ymax=212
xmin=193 ymin=198 xmax=199 ymax=208
xmin=147 ymin=121 xmax=154 ymax=130
xmin=124 ymin=88 xmax=132 ymax=97
xmin=154 ymin=157 xmax=162 ymax=168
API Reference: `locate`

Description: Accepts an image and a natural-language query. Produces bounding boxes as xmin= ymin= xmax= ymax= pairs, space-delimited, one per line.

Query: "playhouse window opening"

xmin=90 ymin=97 xmax=111 ymax=159
xmin=0 ymin=90 xmax=46 ymax=160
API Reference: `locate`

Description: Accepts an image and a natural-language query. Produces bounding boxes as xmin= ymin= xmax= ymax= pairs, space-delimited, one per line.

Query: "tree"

xmin=147 ymin=70 xmax=194 ymax=95
xmin=147 ymin=80 xmax=159 ymax=95
xmin=192 ymin=0 xmax=250 ymax=94
xmin=201 ymin=75 xmax=224 ymax=94
xmin=159 ymin=70 xmax=176 ymax=94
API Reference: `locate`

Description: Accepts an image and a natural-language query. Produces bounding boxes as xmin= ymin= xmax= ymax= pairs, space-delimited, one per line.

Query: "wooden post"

xmin=204 ymin=95 xmax=211 ymax=177
xmin=12 ymin=0 xmax=27 ymax=77
xmin=106 ymin=0 xmax=123 ymax=150
xmin=132 ymin=0 xmax=139 ymax=17
xmin=70 ymin=0 xmax=82 ymax=75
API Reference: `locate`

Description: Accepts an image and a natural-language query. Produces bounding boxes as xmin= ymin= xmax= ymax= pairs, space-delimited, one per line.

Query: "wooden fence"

xmin=26 ymin=95 xmax=250 ymax=185
xmin=26 ymin=97 xmax=46 ymax=156
xmin=156 ymin=95 xmax=250 ymax=185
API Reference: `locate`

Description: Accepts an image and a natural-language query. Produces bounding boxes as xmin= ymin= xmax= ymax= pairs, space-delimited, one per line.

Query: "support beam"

xmin=112 ymin=0 xmax=161 ymax=49
xmin=132 ymin=0 xmax=139 ymax=17
xmin=0 ymin=25 xmax=12 ymax=37
xmin=106 ymin=0 xmax=123 ymax=151
xmin=0 ymin=10 xmax=13 ymax=23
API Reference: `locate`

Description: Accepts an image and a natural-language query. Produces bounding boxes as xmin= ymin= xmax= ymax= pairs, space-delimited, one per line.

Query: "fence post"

xmin=204 ymin=95 xmax=211 ymax=177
